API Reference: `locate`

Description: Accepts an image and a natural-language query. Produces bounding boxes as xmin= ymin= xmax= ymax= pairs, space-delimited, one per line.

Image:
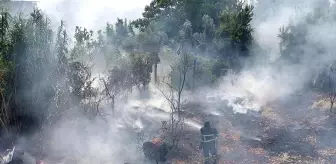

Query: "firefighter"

xmin=142 ymin=137 xmax=168 ymax=164
xmin=199 ymin=121 xmax=218 ymax=164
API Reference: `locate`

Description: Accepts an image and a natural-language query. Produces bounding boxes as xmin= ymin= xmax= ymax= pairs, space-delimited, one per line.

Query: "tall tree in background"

xmin=138 ymin=27 xmax=162 ymax=83
xmin=68 ymin=26 xmax=96 ymax=107
xmin=54 ymin=20 xmax=70 ymax=112
xmin=0 ymin=10 xmax=14 ymax=132
xmin=217 ymin=3 xmax=254 ymax=70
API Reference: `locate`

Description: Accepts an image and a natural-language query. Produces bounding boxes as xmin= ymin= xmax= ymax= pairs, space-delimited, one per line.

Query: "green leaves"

xmin=218 ymin=4 xmax=254 ymax=49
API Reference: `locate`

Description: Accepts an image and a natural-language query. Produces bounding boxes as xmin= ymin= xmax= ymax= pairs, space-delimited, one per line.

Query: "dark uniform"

xmin=200 ymin=121 xmax=218 ymax=164
xmin=142 ymin=137 xmax=168 ymax=164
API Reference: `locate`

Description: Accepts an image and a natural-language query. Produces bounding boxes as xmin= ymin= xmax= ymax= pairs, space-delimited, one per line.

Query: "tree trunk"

xmin=177 ymin=91 xmax=181 ymax=119
xmin=192 ymin=59 xmax=196 ymax=90
xmin=154 ymin=63 xmax=158 ymax=83
xmin=330 ymin=101 xmax=334 ymax=113
xmin=112 ymin=95 xmax=115 ymax=115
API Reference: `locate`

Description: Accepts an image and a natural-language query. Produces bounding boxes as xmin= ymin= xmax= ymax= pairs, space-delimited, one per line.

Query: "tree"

xmin=138 ymin=26 xmax=162 ymax=83
xmin=130 ymin=53 xmax=153 ymax=90
xmin=156 ymin=52 xmax=193 ymax=150
xmin=115 ymin=18 xmax=129 ymax=46
xmin=278 ymin=23 xmax=308 ymax=64
xmin=102 ymin=64 xmax=134 ymax=114
xmin=324 ymin=65 xmax=336 ymax=112
xmin=54 ymin=20 xmax=70 ymax=111
xmin=0 ymin=10 xmax=13 ymax=134
xmin=193 ymin=14 xmax=216 ymax=57
xmin=178 ymin=19 xmax=193 ymax=50
xmin=68 ymin=26 xmax=96 ymax=107
xmin=217 ymin=3 xmax=254 ymax=63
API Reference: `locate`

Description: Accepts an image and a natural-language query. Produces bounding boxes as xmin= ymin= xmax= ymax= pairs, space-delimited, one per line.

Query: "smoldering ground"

xmin=169 ymin=0 xmax=336 ymax=162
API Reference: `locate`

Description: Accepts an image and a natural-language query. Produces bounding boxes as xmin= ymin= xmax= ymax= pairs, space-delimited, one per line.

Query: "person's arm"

xmin=214 ymin=128 xmax=219 ymax=138
xmin=199 ymin=128 xmax=204 ymax=149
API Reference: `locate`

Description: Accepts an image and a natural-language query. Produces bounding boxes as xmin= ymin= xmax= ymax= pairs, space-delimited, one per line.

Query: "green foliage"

xmin=0 ymin=0 xmax=261 ymax=134
xmin=56 ymin=21 xmax=69 ymax=73
xmin=68 ymin=61 xmax=95 ymax=101
xmin=0 ymin=10 xmax=13 ymax=95
xmin=276 ymin=3 xmax=334 ymax=94
xmin=132 ymin=0 xmax=255 ymax=75
xmin=130 ymin=53 xmax=153 ymax=88
xmin=170 ymin=53 xmax=194 ymax=90
xmin=217 ymin=3 xmax=254 ymax=56
xmin=211 ymin=59 xmax=230 ymax=78
xmin=105 ymin=64 xmax=134 ymax=96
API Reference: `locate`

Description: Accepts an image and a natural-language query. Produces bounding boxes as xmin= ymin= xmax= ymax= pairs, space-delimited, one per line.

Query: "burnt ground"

xmin=3 ymin=90 xmax=336 ymax=164
xmin=171 ymin=91 xmax=336 ymax=164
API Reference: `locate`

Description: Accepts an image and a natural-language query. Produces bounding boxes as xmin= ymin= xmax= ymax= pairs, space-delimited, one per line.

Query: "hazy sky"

xmin=34 ymin=0 xmax=335 ymax=30
xmin=36 ymin=0 xmax=151 ymax=30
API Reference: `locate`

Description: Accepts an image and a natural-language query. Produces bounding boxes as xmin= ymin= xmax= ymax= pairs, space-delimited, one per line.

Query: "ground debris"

xmin=220 ymin=132 xmax=240 ymax=141
xmin=318 ymin=148 xmax=336 ymax=157
xmin=268 ymin=153 xmax=316 ymax=164
xmin=220 ymin=145 xmax=236 ymax=153
xmin=248 ymin=147 xmax=267 ymax=156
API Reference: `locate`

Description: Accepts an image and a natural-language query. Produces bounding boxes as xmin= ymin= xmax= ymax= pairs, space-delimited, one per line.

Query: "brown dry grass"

xmin=311 ymin=99 xmax=332 ymax=111
xmin=248 ymin=147 xmax=267 ymax=156
xmin=318 ymin=148 xmax=336 ymax=157
xmin=179 ymin=96 xmax=336 ymax=164
xmin=268 ymin=153 xmax=315 ymax=164
xmin=220 ymin=132 xmax=240 ymax=141
xmin=261 ymin=107 xmax=286 ymax=127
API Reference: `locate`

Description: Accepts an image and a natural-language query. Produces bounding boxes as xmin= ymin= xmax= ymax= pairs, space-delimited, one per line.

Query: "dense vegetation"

xmin=0 ymin=0 xmax=257 ymax=135
xmin=0 ymin=0 xmax=336 ymax=162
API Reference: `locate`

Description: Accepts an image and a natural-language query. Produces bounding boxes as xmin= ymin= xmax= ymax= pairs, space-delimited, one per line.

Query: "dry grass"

xmin=248 ymin=147 xmax=267 ymax=156
xmin=311 ymin=99 xmax=332 ymax=111
xmin=268 ymin=153 xmax=315 ymax=164
xmin=318 ymin=148 xmax=336 ymax=157
xmin=303 ymin=134 xmax=317 ymax=145
xmin=220 ymin=145 xmax=236 ymax=153
xmin=261 ymin=107 xmax=287 ymax=128
xmin=220 ymin=132 xmax=240 ymax=141
xmin=176 ymin=94 xmax=336 ymax=164
xmin=261 ymin=107 xmax=280 ymax=121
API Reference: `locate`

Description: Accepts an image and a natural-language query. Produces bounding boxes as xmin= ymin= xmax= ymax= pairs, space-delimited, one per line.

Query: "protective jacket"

xmin=200 ymin=127 xmax=218 ymax=143
xmin=200 ymin=123 xmax=218 ymax=164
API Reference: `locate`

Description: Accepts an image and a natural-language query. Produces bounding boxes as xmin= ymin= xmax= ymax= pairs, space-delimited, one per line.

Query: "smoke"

xmin=36 ymin=0 xmax=150 ymax=30
xmin=3 ymin=0 xmax=169 ymax=163
xmin=253 ymin=0 xmax=332 ymax=57
xmin=195 ymin=0 xmax=336 ymax=115
xmin=6 ymin=0 xmax=336 ymax=163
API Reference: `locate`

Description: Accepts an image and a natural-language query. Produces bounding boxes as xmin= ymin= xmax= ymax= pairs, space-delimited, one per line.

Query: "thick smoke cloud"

xmin=36 ymin=0 xmax=151 ymax=32
xmin=198 ymin=0 xmax=336 ymax=115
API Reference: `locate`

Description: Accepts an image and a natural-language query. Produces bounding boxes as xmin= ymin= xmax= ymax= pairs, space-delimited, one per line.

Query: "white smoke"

xmin=36 ymin=0 xmax=151 ymax=30
xmin=195 ymin=0 xmax=336 ymax=115
xmin=8 ymin=0 xmax=336 ymax=163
